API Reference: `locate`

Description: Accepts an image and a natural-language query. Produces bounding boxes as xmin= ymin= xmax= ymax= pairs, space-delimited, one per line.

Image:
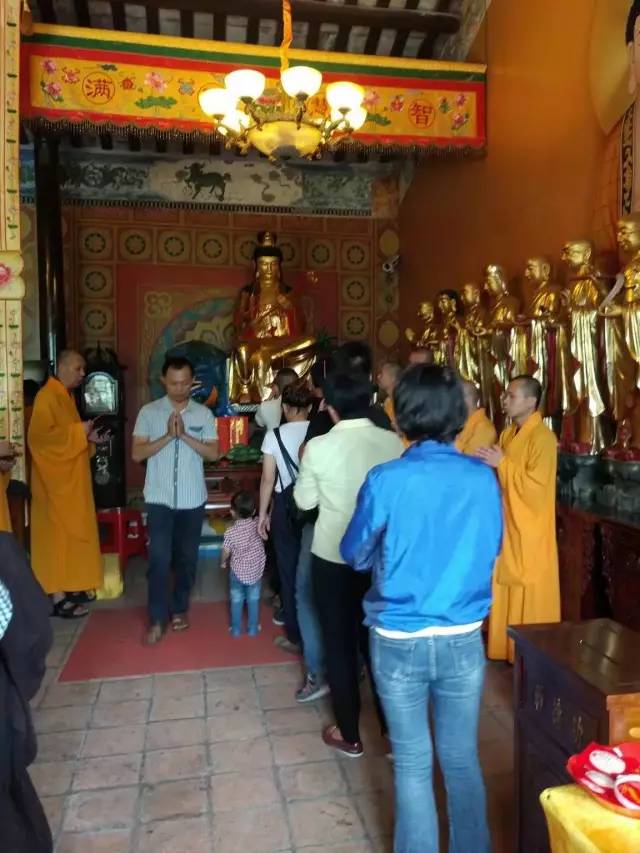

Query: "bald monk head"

xmin=503 ymin=375 xmax=542 ymax=427
xmin=56 ymin=350 xmax=86 ymax=391
xmin=461 ymin=380 xmax=481 ymax=417
xmin=408 ymin=348 xmax=434 ymax=366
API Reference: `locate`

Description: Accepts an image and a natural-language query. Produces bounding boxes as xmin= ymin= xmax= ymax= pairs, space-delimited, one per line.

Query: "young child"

xmin=221 ymin=490 xmax=266 ymax=636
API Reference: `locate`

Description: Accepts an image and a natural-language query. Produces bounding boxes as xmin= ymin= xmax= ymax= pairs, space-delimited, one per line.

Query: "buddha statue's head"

xmin=418 ymin=301 xmax=435 ymax=322
xmin=617 ymin=214 xmax=640 ymax=254
xmin=524 ymin=257 xmax=552 ymax=287
xmin=461 ymin=282 xmax=481 ymax=309
xmin=253 ymin=231 xmax=283 ymax=288
xmin=628 ymin=0 xmax=640 ymax=99
xmin=484 ymin=264 xmax=508 ymax=298
xmin=561 ymin=240 xmax=594 ymax=272
xmin=436 ymin=289 xmax=460 ymax=320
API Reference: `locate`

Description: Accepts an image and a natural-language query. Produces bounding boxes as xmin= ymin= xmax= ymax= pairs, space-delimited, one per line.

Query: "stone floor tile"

xmin=149 ymin=693 xmax=205 ymax=721
xmin=479 ymin=710 xmax=510 ymax=742
xmin=46 ymin=640 xmax=72 ymax=668
xmin=40 ymin=795 xmax=65 ymax=836
xmin=354 ymin=791 xmax=395 ymax=839
xmin=137 ymin=816 xmax=212 ymax=853
xmin=272 ymin=732 xmax=335 ymax=765
xmin=33 ymin=705 xmax=92 ymax=734
xmin=265 ymin=706 xmax=321 ymax=735
xmin=342 ymin=756 xmax=394 ymax=794
xmin=63 ymin=787 xmax=139 ymax=832
xmin=145 ymin=718 xmax=207 ymax=750
xmin=153 ymin=672 xmax=204 ymax=697
xmin=41 ymin=681 xmax=100 ymax=708
xmin=212 ymin=803 xmax=291 ymax=853
xmin=205 ymin=667 xmax=255 ymax=690
xmin=91 ymin=699 xmax=150 ymax=728
xmin=34 ymin=730 xmax=85 ymax=763
xmin=55 ymin=830 xmax=133 ymax=853
xmin=206 ymin=685 xmax=260 ymax=715
xmin=206 ymin=711 xmax=265 ymax=742
xmin=73 ymin=753 xmax=143 ymax=791
xmin=253 ymin=663 xmax=302 ymax=687
xmin=140 ymin=777 xmax=209 ymax=822
xmin=98 ymin=677 xmax=153 ymax=703
xmin=279 ymin=761 xmax=347 ymax=800
xmin=211 ymin=767 xmax=280 ymax=812
xmin=143 ymin=745 xmax=209 ymax=783
xmin=81 ymin=724 xmax=146 ymax=758
xmin=288 ymin=796 xmax=366 ymax=847
xmin=300 ymin=844 xmax=375 ymax=853
xmin=258 ymin=684 xmax=300 ymax=711
xmin=29 ymin=759 xmax=75 ymax=796
xmin=479 ymin=737 xmax=514 ymax=777
xmin=209 ymin=736 xmax=273 ymax=774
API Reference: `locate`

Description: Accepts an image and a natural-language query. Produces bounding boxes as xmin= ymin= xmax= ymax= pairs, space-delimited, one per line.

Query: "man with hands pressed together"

xmin=132 ymin=356 xmax=218 ymax=645
xmin=475 ymin=375 xmax=560 ymax=663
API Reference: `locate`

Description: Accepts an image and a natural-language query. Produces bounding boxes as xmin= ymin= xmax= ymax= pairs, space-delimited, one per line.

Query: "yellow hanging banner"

xmin=21 ymin=25 xmax=486 ymax=153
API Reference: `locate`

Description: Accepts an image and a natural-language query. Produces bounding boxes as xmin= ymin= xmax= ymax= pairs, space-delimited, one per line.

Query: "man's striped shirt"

xmin=133 ymin=396 xmax=217 ymax=510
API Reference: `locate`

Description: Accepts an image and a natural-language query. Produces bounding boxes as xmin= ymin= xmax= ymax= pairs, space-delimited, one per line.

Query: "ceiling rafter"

xmin=91 ymin=0 xmax=460 ymax=36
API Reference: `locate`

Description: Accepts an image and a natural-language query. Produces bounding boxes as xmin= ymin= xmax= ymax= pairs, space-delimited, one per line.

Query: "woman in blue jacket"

xmin=341 ymin=365 xmax=503 ymax=853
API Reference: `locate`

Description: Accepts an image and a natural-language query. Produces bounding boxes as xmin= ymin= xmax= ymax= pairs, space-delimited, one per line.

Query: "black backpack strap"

xmin=273 ymin=427 xmax=299 ymax=485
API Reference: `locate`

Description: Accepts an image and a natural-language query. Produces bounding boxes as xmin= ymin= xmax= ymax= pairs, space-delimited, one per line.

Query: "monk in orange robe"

xmin=28 ymin=351 xmax=103 ymax=618
xmin=0 ymin=440 xmax=19 ymax=532
xmin=476 ymin=375 xmax=560 ymax=663
xmin=456 ymin=380 xmax=497 ymax=455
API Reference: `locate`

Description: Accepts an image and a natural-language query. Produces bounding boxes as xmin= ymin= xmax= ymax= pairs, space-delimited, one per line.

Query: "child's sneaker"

xmin=247 ymin=625 xmax=262 ymax=637
xmin=229 ymin=627 xmax=242 ymax=637
xmin=296 ymin=674 xmax=330 ymax=703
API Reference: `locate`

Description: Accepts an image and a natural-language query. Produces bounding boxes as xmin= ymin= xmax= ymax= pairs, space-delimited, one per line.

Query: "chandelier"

xmin=198 ymin=0 xmax=367 ymax=160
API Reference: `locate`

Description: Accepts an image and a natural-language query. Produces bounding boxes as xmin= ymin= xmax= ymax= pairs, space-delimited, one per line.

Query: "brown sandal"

xmin=171 ymin=614 xmax=189 ymax=632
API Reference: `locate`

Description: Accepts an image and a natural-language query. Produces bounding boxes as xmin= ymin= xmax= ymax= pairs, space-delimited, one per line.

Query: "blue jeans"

xmin=146 ymin=503 xmax=205 ymax=626
xmin=229 ymin=572 xmax=262 ymax=636
xmin=371 ymin=628 xmax=489 ymax=853
xmin=295 ymin=524 xmax=324 ymax=677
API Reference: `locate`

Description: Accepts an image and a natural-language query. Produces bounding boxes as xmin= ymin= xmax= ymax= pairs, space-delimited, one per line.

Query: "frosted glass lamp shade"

xmin=332 ymin=105 xmax=367 ymax=130
xmin=221 ymin=109 xmax=251 ymax=134
xmin=281 ymin=66 xmax=322 ymax=98
xmin=199 ymin=87 xmax=237 ymax=118
xmin=326 ymin=81 xmax=364 ymax=112
xmin=225 ymin=69 xmax=266 ymax=101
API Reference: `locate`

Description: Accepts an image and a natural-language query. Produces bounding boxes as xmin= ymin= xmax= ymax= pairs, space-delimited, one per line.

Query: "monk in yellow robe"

xmin=0 ymin=458 xmax=13 ymax=532
xmin=456 ymin=380 xmax=497 ymax=455
xmin=28 ymin=350 xmax=103 ymax=618
xmin=476 ymin=375 xmax=560 ymax=663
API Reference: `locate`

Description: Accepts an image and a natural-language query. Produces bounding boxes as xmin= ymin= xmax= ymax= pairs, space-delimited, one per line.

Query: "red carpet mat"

xmin=60 ymin=602 xmax=298 ymax=682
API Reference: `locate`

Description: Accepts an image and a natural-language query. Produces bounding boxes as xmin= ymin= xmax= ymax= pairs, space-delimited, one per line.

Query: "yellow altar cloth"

xmin=540 ymin=785 xmax=640 ymax=852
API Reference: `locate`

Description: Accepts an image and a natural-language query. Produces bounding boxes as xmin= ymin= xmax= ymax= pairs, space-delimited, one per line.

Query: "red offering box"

xmin=216 ymin=416 xmax=249 ymax=455
xmin=567 ymin=742 xmax=640 ymax=819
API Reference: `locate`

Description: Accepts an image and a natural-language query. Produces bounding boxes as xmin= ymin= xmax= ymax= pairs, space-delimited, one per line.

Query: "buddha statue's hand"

xmin=405 ymin=328 xmax=416 ymax=343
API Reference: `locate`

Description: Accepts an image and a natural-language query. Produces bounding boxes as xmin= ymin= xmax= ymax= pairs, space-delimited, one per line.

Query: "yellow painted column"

xmin=0 ymin=0 xmax=25 ymax=479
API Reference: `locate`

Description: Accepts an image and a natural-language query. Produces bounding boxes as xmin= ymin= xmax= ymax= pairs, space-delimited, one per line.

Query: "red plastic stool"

xmin=97 ymin=508 xmax=147 ymax=567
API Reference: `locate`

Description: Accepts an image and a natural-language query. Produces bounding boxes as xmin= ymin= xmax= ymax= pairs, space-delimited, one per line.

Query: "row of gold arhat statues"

xmin=405 ymin=216 xmax=640 ymax=459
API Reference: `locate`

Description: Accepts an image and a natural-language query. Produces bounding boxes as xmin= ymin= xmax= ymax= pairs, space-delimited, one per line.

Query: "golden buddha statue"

xmin=525 ymin=256 xmax=571 ymax=422
xmin=228 ymin=231 xmax=316 ymax=402
xmin=433 ymin=290 xmax=461 ymax=367
xmin=560 ymin=239 xmax=609 ymax=453
xmin=484 ymin=264 xmax=527 ymax=426
xmin=456 ymin=282 xmax=494 ymax=415
xmin=405 ymin=300 xmax=439 ymax=356
xmin=599 ymin=216 xmax=640 ymax=450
